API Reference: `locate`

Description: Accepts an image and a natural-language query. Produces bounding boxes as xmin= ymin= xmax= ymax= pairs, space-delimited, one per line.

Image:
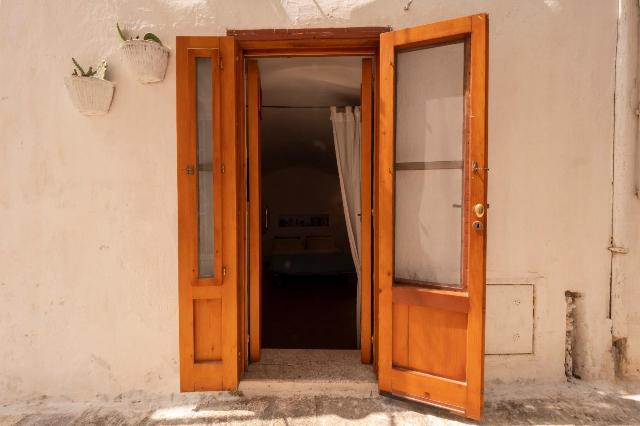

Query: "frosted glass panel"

xmin=395 ymin=170 xmax=462 ymax=286
xmin=394 ymin=41 xmax=465 ymax=287
xmin=197 ymin=57 xmax=214 ymax=278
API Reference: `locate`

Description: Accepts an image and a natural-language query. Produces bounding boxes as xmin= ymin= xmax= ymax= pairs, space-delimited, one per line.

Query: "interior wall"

xmin=262 ymin=167 xmax=350 ymax=257
xmin=0 ymin=0 xmax=626 ymax=400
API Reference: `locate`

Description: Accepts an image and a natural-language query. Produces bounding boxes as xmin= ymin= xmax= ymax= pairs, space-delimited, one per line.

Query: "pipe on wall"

xmin=610 ymin=0 xmax=640 ymax=378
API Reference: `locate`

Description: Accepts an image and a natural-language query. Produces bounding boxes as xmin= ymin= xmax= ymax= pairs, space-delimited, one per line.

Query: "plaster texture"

xmin=0 ymin=0 xmax=638 ymax=401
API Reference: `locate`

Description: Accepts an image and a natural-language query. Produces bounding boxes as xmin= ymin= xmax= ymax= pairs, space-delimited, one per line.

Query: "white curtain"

xmin=330 ymin=106 xmax=361 ymax=343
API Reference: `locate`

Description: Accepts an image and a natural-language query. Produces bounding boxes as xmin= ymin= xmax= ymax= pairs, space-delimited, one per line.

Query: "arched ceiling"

xmin=258 ymin=57 xmax=363 ymax=173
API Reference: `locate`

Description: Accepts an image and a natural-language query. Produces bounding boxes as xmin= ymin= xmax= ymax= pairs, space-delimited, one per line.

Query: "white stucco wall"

xmin=0 ymin=0 xmax=634 ymax=400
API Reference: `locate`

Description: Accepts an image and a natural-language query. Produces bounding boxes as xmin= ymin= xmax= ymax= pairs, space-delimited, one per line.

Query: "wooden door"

xmin=247 ymin=60 xmax=262 ymax=362
xmin=377 ymin=15 xmax=488 ymax=419
xmin=177 ymin=36 xmax=241 ymax=391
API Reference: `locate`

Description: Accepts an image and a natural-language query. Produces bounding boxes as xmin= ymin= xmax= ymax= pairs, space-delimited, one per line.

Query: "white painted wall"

xmin=0 ymin=0 xmax=635 ymax=400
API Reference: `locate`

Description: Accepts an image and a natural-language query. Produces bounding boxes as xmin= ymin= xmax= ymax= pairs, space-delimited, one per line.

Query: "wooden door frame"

xmin=360 ymin=58 xmax=374 ymax=363
xmin=247 ymin=59 xmax=262 ymax=362
xmin=228 ymin=27 xmax=386 ymax=57
xmin=232 ymin=27 xmax=387 ymax=365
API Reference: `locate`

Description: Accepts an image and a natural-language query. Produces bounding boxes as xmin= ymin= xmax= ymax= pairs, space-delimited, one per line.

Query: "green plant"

xmin=117 ymin=23 xmax=162 ymax=45
xmin=71 ymin=58 xmax=107 ymax=79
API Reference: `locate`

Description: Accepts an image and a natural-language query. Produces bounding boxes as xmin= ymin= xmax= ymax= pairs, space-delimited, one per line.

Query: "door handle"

xmin=263 ymin=207 xmax=269 ymax=234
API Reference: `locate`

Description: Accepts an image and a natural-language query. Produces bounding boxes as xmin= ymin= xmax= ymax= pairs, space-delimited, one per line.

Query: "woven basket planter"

xmin=64 ymin=76 xmax=115 ymax=116
xmin=120 ymin=40 xmax=170 ymax=83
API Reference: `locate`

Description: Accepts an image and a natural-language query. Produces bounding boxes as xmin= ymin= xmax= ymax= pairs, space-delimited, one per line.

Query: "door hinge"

xmin=185 ymin=164 xmax=195 ymax=175
xmin=219 ymin=57 xmax=223 ymax=70
xmin=371 ymin=208 xmax=374 ymax=217
xmin=221 ymin=164 xmax=225 ymax=174
xmin=223 ymin=266 xmax=227 ymax=276
xmin=472 ymin=161 xmax=490 ymax=173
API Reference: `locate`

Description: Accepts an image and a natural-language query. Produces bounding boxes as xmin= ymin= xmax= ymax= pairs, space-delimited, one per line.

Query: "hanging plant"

xmin=64 ymin=58 xmax=115 ymax=116
xmin=117 ymin=23 xmax=170 ymax=83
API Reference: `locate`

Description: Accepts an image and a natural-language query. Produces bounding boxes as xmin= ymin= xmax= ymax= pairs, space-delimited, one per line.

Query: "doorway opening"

xmin=257 ymin=57 xmax=364 ymax=350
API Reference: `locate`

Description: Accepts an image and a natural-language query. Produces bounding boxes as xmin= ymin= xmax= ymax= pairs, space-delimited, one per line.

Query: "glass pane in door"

xmin=394 ymin=41 xmax=466 ymax=288
xmin=197 ymin=57 xmax=214 ymax=278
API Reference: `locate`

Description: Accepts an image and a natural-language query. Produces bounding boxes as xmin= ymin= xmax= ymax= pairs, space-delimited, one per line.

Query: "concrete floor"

xmin=2 ymin=351 xmax=640 ymax=425
xmin=2 ymin=381 xmax=640 ymax=425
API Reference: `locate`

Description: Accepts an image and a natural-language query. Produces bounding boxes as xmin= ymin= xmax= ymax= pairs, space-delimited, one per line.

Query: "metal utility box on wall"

xmin=485 ymin=284 xmax=534 ymax=355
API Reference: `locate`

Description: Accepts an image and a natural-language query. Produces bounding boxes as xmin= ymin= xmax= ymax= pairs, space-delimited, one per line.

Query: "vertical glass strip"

xmin=197 ymin=57 xmax=214 ymax=278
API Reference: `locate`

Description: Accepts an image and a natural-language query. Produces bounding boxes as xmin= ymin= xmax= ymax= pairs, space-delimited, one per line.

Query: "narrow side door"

xmin=177 ymin=36 xmax=241 ymax=391
xmin=377 ymin=15 xmax=488 ymax=419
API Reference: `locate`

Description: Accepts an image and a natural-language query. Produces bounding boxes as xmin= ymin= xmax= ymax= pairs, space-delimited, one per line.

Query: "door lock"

xmin=472 ymin=221 xmax=484 ymax=231
xmin=473 ymin=203 xmax=485 ymax=218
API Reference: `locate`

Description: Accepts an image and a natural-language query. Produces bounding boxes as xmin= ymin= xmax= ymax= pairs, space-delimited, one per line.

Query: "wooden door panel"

xmin=406 ymin=305 xmax=466 ymax=380
xmin=193 ymin=299 xmax=223 ymax=362
xmin=391 ymin=304 xmax=467 ymax=381
xmin=177 ymin=36 xmax=240 ymax=392
xmin=377 ymin=14 xmax=488 ymax=420
xmin=192 ymin=364 xmax=224 ymax=390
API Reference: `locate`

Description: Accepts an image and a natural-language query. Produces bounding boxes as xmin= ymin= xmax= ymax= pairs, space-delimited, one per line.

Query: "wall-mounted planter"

xmin=64 ymin=76 xmax=115 ymax=116
xmin=120 ymin=40 xmax=170 ymax=83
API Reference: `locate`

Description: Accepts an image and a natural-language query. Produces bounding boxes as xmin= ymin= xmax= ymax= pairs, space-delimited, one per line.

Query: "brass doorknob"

xmin=473 ymin=203 xmax=485 ymax=218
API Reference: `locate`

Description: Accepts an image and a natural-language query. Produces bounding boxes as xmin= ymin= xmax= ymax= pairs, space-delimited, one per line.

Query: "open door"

xmin=247 ymin=60 xmax=262 ymax=362
xmin=376 ymin=15 xmax=488 ymax=419
xmin=177 ymin=36 xmax=241 ymax=391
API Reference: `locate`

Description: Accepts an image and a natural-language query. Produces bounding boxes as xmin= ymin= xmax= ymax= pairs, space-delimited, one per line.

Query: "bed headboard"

xmin=272 ymin=235 xmax=336 ymax=254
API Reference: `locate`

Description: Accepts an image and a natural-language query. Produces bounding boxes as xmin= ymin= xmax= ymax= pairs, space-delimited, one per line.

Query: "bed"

xmin=268 ymin=235 xmax=355 ymax=278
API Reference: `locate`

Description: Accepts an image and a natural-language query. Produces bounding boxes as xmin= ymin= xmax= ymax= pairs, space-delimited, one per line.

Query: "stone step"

xmin=239 ymin=349 xmax=378 ymax=397
xmin=239 ymin=378 xmax=379 ymax=398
